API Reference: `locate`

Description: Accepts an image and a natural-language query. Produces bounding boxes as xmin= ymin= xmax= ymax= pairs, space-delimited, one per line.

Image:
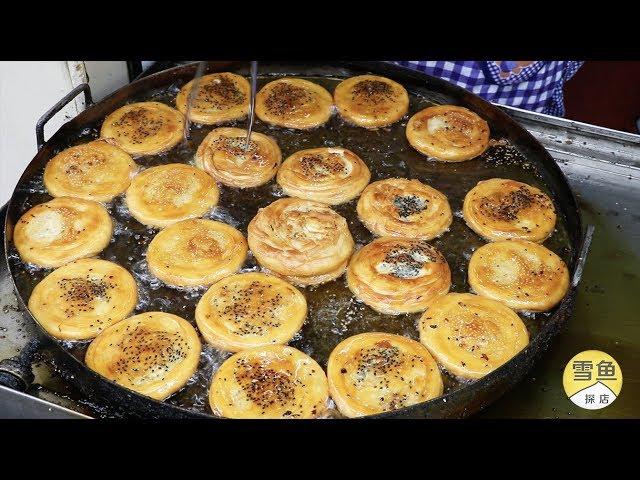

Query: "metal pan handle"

xmin=572 ymin=224 xmax=595 ymax=288
xmin=35 ymin=83 xmax=93 ymax=151
xmin=0 ymin=339 xmax=40 ymax=391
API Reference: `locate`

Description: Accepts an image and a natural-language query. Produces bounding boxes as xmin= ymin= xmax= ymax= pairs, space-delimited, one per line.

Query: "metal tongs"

xmin=244 ymin=60 xmax=258 ymax=153
xmin=183 ymin=60 xmax=259 ymax=152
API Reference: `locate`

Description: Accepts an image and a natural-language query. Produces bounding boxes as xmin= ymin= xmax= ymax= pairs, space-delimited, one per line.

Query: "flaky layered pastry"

xmin=100 ymin=101 xmax=184 ymax=156
xmin=406 ymin=105 xmax=490 ymax=161
xmin=147 ymin=219 xmax=247 ymax=287
xmin=195 ymin=127 xmax=281 ymax=188
xmin=247 ymin=198 xmax=354 ymax=286
xmin=28 ymin=258 xmax=137 ymax=340
xmin=419 ymin=293 xmax=529 ymax=379
xmin=209 ymin=345 xmax=328 ymax=419
xmin=463 ymin=178 xmax=557 ymax=242
xmin=255 ymin=78 xmax=333 ymax=129
xmin=333 ymin=75 xmax=409 ymax=129
xmin=327 ymin=332 xmax=443 ymax=418
xmin=468 ymin=240 xmax=570 ymax=312
xmin=357 ymin=178 xmax=452 ymax=239
xmin=347 ymin=237 xmax=451 ymax=315
xmin=125 ymin=163 xmax=219 ymax=228
xmin=176 ymin=72 xmax=250 ymax=125
xmin=86 ymin=312 xmax=201 ymax=400
xmin=196 ymin=272 xmax=306 ymax=352
xmin=276 ymin=147 xmax=370 ymax=205
xmin=13 ymin=197 xmax=112 ymax=268
xmin=43 ymin=140 xmax=138 ymax=202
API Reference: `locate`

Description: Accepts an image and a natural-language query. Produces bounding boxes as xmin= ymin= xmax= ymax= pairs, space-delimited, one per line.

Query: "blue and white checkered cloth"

xmin=393 ymin=61 xmax=584 ymax=116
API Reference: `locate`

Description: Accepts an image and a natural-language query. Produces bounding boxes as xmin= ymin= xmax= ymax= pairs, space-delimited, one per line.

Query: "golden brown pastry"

xmin=468 ymin=240 xmax=570 ymax=312
xmin=276 ymin=147 xmax=370 ymax=205
xmin=196 ymin=273 xmax=306 ymax=352
xmin=255 ymin=78 xmax=333 ymax=129
xmin=194 ymin=127 xmax=281 ymax=188
xmin=346 ymin=237 xmax=450 ymax=315
xmin=462 ymin=178 xmax=557 ymax=242
xmin=13 ymin=197 xmax=112 ymax=268
xmin=327 ymin=332 xmax=443 ymax=418
xmin=418 ymin=293 xmax=529 ymax=379
xmin=85 ymin=312 xmax=201 ymax=400
xmin=357 ymin=178 xmax=452 ymax=239
xmin=43 ymin=140 xmax=138 ymax=202
xmin=406 ymin=105 xmax=490 ymax=161
xmin=175 ymin=72 xmax=250 ymax=125
xmin=209 ymin=345 xmax=328 ymax=419
xmin=147 ymin=219 xmax=247 ymax=288
xmin=333 ymin=75 xmax=409 ymax=128
xmin=28 ymin=258 xmax=137 ymax=340
xmin=125 ymin=163 xmax=219 ymax=228
xmin=100 ymin=101 xmax=184 ymax=156
xmin=247 ymin=198 xmax=354 ymax=286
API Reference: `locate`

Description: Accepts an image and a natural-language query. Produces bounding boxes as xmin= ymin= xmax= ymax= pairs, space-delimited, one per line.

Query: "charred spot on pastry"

xmin=299 ymin=153 xmax=347 ymax=178
xmin=112 ymin=326 xmax=190 ymax=381
xmin=112 ymin=108 xmax=164 ymax=144
xmin=199 ymin=75 xmax=246 ymax=107
xmin=479 ymin=185 xmax=552 ymax=222
xmin=380 ymin=242 xmax=440 ymax=279
xmin=214 ymin=281 xmax=283 ymax=336
xmin=234 ymin=358 xmax=296 ymax=413
xmin=351 ymin=79 xmax=394 ymax=103
xmin=355 ymin=342 xmax=403 ymax=382
xmin=58 ymin=276 xmax=115 ymax=316
xmin=264 ymin=83 xmax=313 ymax=116
xmin=63 ymin=151 xmax=107 ymax=177
xmin=352 ymin=341 xmax=426 ymax=410
xmin=211 ymin=136 xmax=259 ymax=158
xmin=382 ymin=251 xmax=423 ymax=278
xmin=393 ymin=194 xmax=429 ymax=218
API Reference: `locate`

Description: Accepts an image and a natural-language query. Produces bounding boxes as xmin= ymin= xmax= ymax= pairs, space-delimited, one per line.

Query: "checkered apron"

xmin=392 ymin=61 xmax=584 ymax=116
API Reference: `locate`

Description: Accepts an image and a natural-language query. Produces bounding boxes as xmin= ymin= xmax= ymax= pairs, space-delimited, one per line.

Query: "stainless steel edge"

xmin=498 ymin=104 xmax=640 ymax=174
xmin=0 ymin=384 xmax=91 ymax=419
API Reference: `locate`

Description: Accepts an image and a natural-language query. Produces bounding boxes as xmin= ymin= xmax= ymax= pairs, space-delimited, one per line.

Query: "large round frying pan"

xmin=3 ymin=61 xmax=589 ymax=418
